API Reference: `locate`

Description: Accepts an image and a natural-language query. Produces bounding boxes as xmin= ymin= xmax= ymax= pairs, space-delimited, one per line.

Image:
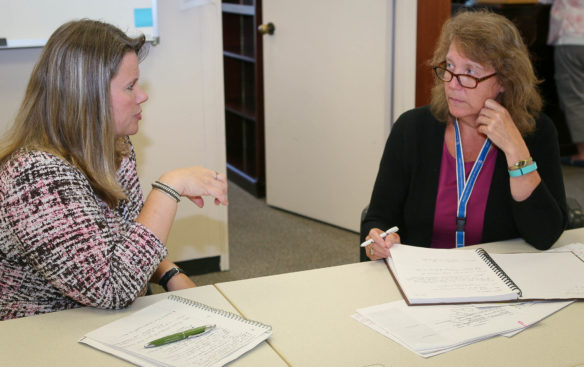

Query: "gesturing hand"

xmin=159 ymin=167 xmax=228 ymax=208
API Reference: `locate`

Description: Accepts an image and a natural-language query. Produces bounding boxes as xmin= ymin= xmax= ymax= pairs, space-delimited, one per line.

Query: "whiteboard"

xmin=0 ymin=0 xmax=158 ymax=49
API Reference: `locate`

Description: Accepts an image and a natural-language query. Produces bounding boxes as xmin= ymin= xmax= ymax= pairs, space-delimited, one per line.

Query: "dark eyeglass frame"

xmin=433 ymin=65 xmax=497 ymax=89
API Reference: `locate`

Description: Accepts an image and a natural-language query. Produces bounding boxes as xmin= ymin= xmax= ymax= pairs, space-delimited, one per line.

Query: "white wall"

xmin=0 ymin=1 xmax=229 ymax=269
xmin=0 ymin=49 xmax=40 ymax=135
xmin=393 ymin=0 xmax=417 ymax=124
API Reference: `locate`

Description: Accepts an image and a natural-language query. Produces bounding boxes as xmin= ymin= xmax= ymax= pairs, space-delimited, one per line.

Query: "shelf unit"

xmin=222 ymin=0 xmax=265 ymax=197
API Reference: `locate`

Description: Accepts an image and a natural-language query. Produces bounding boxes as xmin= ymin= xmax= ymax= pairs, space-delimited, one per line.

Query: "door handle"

xmin=258 ymin=22 xmax=275 ymax=36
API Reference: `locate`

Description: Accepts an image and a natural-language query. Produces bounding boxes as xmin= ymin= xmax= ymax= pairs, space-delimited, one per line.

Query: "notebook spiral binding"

xmin=168 ymin=295 xmax=272 ymax=330
xmin=475 ymin=248 xmax=522 ymax=297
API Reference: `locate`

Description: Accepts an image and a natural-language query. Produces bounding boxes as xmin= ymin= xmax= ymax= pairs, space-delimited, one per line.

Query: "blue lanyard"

xmin=454 ymin=119 xmax=491 ymax=248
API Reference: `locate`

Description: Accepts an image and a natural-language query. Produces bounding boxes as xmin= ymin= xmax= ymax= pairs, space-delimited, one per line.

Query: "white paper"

xmin=180 ymin=0 xmax=214 ymax=10
xmin=354 ymin=300 xmax=572 ymax=358
xmin=388 ymin=243 xmax=584 ymax=304
xmin=548 ymin=242 xmax=584 ymax=260
xmin=491 ymin=251 xmax=584 ymax=300
xmin=80 ymin=296 xmax=271 ymax=367
xmin=388 ymin=244 xmax=517 ymax=304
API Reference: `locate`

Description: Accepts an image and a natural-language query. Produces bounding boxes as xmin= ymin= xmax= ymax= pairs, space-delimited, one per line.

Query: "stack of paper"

xmin=353 ymin=243 xmax=584 ymax=357
xmin=353 ymin=299 xmax=572 ymax=357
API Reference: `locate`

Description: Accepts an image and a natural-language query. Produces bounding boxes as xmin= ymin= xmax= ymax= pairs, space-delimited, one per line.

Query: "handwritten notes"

xmin=80 ymin=296 xmax=271 ymax=367
xmin=388 ymin=245 xmax=517 ymax=304
xmin=387 ymin=243 xmax=584 ymax=305
xmin=354 ymin=300 xmax=572 ymax=357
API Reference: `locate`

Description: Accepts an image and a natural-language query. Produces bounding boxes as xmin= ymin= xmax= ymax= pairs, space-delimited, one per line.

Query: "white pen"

xmin=360 ymin=226 xmax=399 ymax=247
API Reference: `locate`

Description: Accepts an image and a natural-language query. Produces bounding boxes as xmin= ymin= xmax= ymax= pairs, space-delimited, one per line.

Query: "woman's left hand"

xmin=159 ymin=167 xmax=228 ymax=208
xmin=153 ymin=259 xmax=196 ymax=291
xmin=477 ymin=98 xmax=541 ymax=202
xmin=165 ymin=272 xmax=196 ymax=291
xmin=476 ymin=99 xmax=530 ymax=163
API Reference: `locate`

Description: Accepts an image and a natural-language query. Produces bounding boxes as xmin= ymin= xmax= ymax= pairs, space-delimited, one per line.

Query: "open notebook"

xmin=79 ymin=295 xmax=272 ymax=367
xmin=386 ymin=243 xmax=584 ymax=305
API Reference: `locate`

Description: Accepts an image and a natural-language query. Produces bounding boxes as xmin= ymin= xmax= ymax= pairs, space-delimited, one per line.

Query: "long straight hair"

xmin=0 ymin=20 xmax=147 ymax=207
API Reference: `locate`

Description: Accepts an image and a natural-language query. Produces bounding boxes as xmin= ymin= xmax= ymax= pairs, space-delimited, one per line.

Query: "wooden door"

xmin=416 ymin=0 xmax=452 ymax=106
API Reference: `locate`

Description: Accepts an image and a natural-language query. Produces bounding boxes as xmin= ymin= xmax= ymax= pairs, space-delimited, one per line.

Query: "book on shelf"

xmin=386 ymin=243 xmax=584 ymax=305
xmin=79 ymin=295 xmax=272 ymax=367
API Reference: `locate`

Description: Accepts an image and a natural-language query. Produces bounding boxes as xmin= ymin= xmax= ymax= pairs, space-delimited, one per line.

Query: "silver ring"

xmin=369 ymin=245 xmax=374 ymax=256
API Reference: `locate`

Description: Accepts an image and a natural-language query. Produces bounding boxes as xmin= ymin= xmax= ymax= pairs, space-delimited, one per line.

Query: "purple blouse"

xmin=431 ymin=142 xmax=498 ymax=248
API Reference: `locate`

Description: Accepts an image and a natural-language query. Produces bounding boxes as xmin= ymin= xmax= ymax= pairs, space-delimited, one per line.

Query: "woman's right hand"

xmin=365 ymin=228 xmax=400 ymax=260
xmin=158 ymin=167 xmax=228 ymax=208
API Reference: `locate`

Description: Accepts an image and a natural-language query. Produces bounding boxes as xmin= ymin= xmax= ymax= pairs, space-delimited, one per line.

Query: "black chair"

xmin=567 ymin=197 xmax=584 ymax=229
xmin=359 ymin=205 xmax=369 ymax=262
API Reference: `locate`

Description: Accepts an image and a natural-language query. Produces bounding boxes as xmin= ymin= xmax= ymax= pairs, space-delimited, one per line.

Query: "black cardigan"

xmin=360 ymin=106 xmax=567 ymax=260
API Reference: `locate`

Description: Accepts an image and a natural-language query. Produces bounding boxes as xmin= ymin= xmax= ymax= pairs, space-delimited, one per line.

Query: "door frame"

xmin=416 ymin=0 xmax=451 ymax=107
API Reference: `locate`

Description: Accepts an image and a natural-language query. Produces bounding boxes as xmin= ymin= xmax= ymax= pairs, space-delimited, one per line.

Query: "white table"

xmin=3 ymin=229 xmax=584 ymax=366
xmin=216 ymin=228 xmax=584 ymax=367
xmin=0 ymin=285 xmax=287 ymax=367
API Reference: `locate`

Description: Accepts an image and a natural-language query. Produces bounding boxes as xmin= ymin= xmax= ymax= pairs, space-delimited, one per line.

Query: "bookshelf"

xmin=222 ymin=0 xmax=266 ymax=197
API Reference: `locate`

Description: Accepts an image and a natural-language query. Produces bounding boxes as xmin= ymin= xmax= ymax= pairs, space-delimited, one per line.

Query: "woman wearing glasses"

xmin=361 ymin=10 xmax=567 ymax=260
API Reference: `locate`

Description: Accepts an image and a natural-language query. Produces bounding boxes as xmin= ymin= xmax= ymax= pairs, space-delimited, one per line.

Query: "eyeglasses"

xmin=433 ymin=65 xmax=497 ymax=89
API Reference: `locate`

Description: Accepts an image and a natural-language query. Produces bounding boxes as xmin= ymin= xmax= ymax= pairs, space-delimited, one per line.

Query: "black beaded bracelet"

xmin=158 ymin=267 xmax=186 ymax=291
xmin=151 ymin=181 xmax=181 ymax=202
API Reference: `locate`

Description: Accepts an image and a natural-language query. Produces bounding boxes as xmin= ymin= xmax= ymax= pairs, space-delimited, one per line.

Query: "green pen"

xmin=144 ymin=324 xmax=216 ymax=348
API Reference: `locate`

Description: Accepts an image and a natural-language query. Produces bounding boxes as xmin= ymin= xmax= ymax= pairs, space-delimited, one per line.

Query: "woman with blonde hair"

xmin=361 ymin=10 xmax=567 ymax=260
xmin=0 ymin=19 xmax=228 ymax=319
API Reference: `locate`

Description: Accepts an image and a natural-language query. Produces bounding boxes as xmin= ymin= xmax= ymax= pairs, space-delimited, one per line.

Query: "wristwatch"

xmin=508 ymin=157 xmax=533 ymax=171
xmin=158 ymin=267 xmax=186 ymax=291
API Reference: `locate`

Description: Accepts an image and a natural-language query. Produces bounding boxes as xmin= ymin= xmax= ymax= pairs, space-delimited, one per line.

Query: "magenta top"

xmin=431 ymin=142 xmax=498 ymax=248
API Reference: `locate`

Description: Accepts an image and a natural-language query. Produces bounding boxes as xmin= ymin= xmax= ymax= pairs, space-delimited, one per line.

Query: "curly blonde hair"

xmin=429 ymin=9 xmax=542 ymax=135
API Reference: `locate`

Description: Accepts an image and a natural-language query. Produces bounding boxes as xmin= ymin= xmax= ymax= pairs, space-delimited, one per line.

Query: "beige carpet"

xmin=187 ymin=182 xmax=360 ymax=287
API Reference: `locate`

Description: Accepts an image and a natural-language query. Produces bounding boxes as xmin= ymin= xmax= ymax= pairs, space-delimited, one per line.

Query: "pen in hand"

xmin=144 ymin=324 xmax=216 ymax=348
xmin=360 ymin=226 xmax=399 ymax=247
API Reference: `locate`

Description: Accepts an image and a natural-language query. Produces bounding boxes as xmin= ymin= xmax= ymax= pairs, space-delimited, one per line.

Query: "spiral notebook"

xmin=386 ymin=243 xmax=584 ymax=305
xmin=79 ymin=295 xmax=272 ymax=367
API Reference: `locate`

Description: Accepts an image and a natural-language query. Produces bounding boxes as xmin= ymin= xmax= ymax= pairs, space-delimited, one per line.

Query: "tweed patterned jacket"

xmin=0 ymin=144 xmax=167 ymax=320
